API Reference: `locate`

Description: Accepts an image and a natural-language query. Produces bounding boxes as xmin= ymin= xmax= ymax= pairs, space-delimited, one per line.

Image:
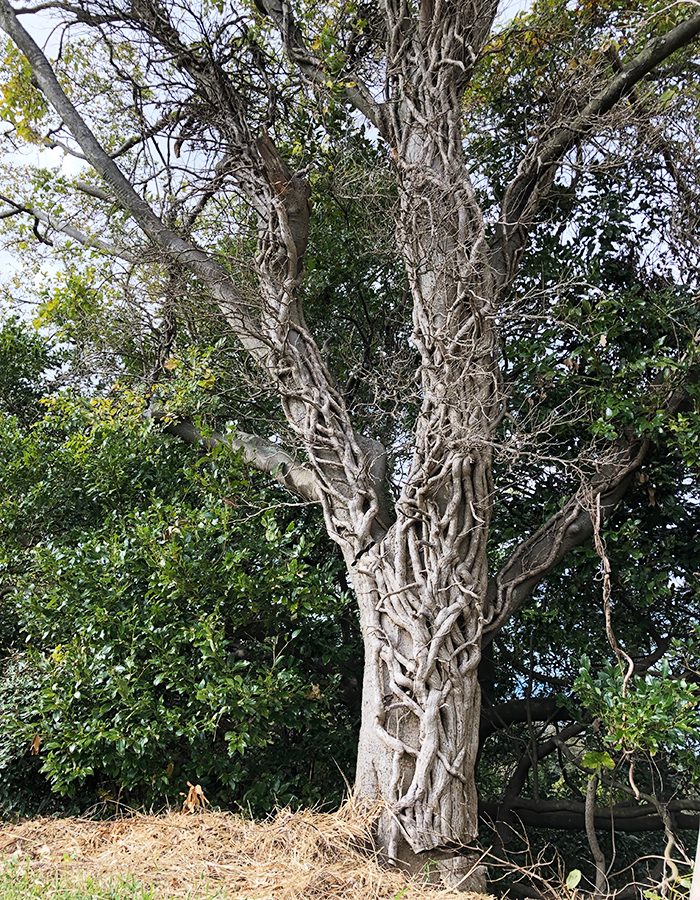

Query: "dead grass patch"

xmin=0 ymin=802 xmax=490 ymax=899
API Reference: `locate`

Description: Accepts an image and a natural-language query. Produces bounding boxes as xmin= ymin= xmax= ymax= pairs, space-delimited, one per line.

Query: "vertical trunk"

xmin=351 ymin=68 xmax=500 ymax=880
xmin=350 ymin=536 xmax=486 ymax=847
xmin=348 ymin=450 xmax=493 ymax=888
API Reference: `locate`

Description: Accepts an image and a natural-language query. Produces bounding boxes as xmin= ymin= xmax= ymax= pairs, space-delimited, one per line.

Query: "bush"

xmin=0 ymin=384 xmax=360 ymax=816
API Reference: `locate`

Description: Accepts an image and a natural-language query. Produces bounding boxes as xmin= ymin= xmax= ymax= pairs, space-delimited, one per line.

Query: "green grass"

xmin=0 ymin=862 xmax=229 ymax=899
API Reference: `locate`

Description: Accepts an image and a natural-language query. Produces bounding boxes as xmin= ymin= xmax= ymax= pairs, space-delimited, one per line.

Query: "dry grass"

xmin=0 ymin=802 xmax=490 ymax=899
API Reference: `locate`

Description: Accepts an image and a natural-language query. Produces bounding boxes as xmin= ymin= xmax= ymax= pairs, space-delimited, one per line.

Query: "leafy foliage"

xmin=575 ymin=651 xmax=700 ymax=770
xmin=0 ymin=333 xmax=359 ymax=816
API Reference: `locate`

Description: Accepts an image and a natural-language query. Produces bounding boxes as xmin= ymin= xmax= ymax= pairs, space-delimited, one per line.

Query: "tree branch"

xmin=108 ymin=110 xmax=182 ymax=160
xmin=490 ymin=10 xmax=700 ymax=290
xmin=254 ymin=0 xmax=383 ymax=131
xmin=483 ymin=436 xmax=649 ymax=641
xmin=480 ymin=696 xmax=570 ymax=742
xmin=146 ymin=410 xmax=321 ymax=504
xmin=40 ymin=102 xmax=178 ymax=164
xmin=0 ymin=0 xmax=266 ymax=361
xmin=481 ymin=797 xmax=700 ymax=833
xmin=73 ymin=180 xmax=113 ymax=202
xmin=0 ymin=192 xmax=139 ymax=262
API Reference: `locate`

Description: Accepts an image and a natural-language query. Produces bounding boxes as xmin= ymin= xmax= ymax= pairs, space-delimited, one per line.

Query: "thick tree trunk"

xmin=347 ymin=451 xmax=492 ymax=889
xmin=349 ymin=83 xmax=499 ymax=885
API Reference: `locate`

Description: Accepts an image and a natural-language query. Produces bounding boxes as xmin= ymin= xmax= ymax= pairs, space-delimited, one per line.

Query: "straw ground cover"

xmin=0 ymin=804 xmax=489 ymax=900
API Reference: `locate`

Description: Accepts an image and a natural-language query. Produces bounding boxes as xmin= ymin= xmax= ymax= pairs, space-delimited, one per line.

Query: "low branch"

xmin=146 ymin=410 xmax=321 ymax=505
xmin=481 ymin=797 xmax=700 ymax=833
xmin=480 ymin=696 xmax=570 ymax=742
xmin=484 ymin=437 xmax=648 ymax=641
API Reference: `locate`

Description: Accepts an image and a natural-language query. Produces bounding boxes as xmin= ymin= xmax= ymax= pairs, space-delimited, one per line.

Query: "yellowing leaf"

xmin=566 ymin=869 xmax=582 ymax=890
xmin=181 ymin=781 xmax=211 ymax=812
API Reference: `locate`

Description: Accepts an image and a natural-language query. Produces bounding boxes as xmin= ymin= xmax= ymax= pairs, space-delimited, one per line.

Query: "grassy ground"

xmin=0 ymin=863 xmax=213 ymax=899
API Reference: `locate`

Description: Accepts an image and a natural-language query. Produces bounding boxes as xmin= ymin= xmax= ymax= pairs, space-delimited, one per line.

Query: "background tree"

xmin=0 ymin=0 xmax=699 ymax=890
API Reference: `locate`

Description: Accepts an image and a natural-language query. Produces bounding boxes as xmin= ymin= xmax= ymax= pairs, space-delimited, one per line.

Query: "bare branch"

xmin=146 ymin=410 xmax=321 ymax=505
xmin=0 ymin=192 xmax=139 ymax=261
xmin=484 ymin=437 xmax=649 ymax=642
xmin=40 ymin=133 xmax=88 ymax=160
xmin=73 ymin=180 xmax=114 ymax=202
xmin=108 ymin=111 xmax=182 ymax=160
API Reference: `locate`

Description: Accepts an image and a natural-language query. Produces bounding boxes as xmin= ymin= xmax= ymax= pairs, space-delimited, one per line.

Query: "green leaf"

xmin=566 ymin=869 xmax=582 ymax=890
xmin=582 ymin=750 xmax=615 ymax=771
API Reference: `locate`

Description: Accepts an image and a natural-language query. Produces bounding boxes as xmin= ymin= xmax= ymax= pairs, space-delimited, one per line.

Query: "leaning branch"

xmin=491 ymin=10 xmax=700 ymax=289
xmin=485 ymin=368 xmax=698 ymax=638
xmin=483 ymin=436 xmax=648 ymax=641
xmin=0 ymin=193 xmax=139 ymax=262
xmin=146 ymin=411 xmax=321 ymax=504
xmin=0 ymin=0 xmax=265 ymax=362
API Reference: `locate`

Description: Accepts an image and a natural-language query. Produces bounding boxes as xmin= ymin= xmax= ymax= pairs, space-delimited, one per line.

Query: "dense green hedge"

xmin=0 ymin=345 xmax=360 ymax=816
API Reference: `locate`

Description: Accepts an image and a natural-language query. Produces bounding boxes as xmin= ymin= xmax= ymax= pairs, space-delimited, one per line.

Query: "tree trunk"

xmin=347 ymin=72 xmax=499 ymax=881
xmin=347 ymin=450 xmax=492 ymax=889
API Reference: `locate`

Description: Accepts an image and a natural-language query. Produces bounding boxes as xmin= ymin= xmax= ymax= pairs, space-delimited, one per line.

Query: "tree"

xmin=0 ymin=0 xmax=699 ymax=886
